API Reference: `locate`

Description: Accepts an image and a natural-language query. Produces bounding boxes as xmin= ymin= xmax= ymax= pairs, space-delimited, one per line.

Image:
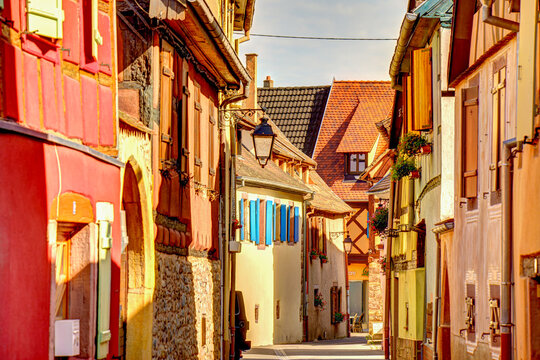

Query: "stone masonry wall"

xmin=153 ymin=252 xmax=221 ymax=360
xmin=368 ymin=261 xmax=383 ymax=336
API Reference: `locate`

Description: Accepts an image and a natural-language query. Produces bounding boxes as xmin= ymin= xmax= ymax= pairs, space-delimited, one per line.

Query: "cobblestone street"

xmin=241 ymin=334 xmax=383 ymax=360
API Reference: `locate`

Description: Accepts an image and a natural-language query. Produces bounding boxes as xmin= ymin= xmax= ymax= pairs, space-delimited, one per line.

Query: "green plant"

xmin=398 ymin=133 xmax=428 ymax=157
xmin=370 ymin=205 xmax=389 ymax=234
xmin=333 ymin=312 xmax=344 ymax=323
xmin=319 ymin=253 xmax=328 ymax=262
xmin=391 ymin=157 xmax=418 ymax=181
xmin=310 ymin=249 xmax=319 ymax=257
xmin=314 ymin=292 xmax=326 ymax=309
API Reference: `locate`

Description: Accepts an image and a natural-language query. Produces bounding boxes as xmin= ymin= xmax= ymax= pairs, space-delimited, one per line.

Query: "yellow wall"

xmin=348 ymin=263 xmax=369 ymax=281
xmin=235 ymin=186 xmax=304 ymax=346
xmin=395 ymin=268 xmax=425 ymax=341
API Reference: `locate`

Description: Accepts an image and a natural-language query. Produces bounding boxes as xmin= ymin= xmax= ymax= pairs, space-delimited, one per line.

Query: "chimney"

xmin=263 ymin=75 xmax=274 ymax=88
xmin=244 ymin=53 xmax=258 ymax=110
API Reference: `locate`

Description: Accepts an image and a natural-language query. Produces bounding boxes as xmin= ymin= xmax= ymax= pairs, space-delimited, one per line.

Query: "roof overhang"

xmin=152 ymin=0 xmax=251 ymax=89
xmin=233 ymin=0 xmax=256 ymax=33
xmin=447 ymin=0 xmax=476 ymax=86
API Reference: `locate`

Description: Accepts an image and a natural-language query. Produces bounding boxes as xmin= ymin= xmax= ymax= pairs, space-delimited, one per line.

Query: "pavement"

xmin=241 ymin=333 xmax=384 ymax=360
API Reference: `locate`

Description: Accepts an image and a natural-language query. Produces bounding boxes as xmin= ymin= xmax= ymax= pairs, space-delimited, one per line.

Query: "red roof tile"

xmin=313 ymin=81 xmax=394 ymax=201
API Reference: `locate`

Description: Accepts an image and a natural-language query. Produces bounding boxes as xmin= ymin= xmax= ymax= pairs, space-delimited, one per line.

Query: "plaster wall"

xmin=513 ymin=142 xmax=540 ymax=360
xmin=307 ymin=216 xmax=348 ymax=341
xmin=235 ymin=187 xmax=304 ymax=346
xmin=451 ymin=39 xmax=517 ymax=359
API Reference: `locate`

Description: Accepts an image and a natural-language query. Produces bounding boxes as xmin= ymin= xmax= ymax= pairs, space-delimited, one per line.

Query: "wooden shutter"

xmin=243 ymin=196 xmax=249 ymax=238
xmin=239 ymin=199 xmax=244 ymax=241
xmin=275 ymin=202 xmax=281 ymax=242
xmin=280 ymin=205 xmax=287 ymax=242
xmin=491 ymin=66 xmax=506 ymax=192
xmin=266 ymin=201 xmax=273 ymax=245
xmin=26 ymin=0 xmax=64 ymax=39
xmin=273 ymin=202 xmax=277 ymax=242
xmin=260 ymin=199 xmax=266 ymax=245
xmin=255 ymin=199 xmax=260 ymax=244
xmin=97 ymin=220 xmax=112 ymax=359
xmin=293 ymin=206 xmax=300 ymax=243
xmin=180 ymin=59 xmax=189 ymax=173
xmin=159 ymin=41 xmax=174 ymax=169
xmin=412 ymin=48 xmax=433 ymax=130
xmin=250 ymin=200 xmax=256 ymax=242
xmin=323 ymin=218 xmax=328 ymax=255
xmin=406 ymin=76 xmax=413 ymax=133
xmin=462 ymin=86 xmax=479 ymax=199
xmin=193 ymin=83 xmax=202 ymax=182
xmin=330 ymin=286 xmax=337 ymax=324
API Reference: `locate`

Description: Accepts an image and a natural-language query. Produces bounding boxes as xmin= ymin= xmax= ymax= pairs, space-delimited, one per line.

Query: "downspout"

xmin=432 ymin=231 xmax=442 ymax=360
xmin=501 ymin=138 xmax=517 ymax=360
xmin=481 ymin=0 xmax=519 ymax=32
xmin=384 ymin=178 xmax=397 ymax=360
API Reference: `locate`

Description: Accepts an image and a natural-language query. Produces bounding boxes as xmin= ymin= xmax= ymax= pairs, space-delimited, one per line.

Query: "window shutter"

xmin=240 ymin=199 xmax=244 ymax=241
xmin=288 ymin=205 xmax=293 ymax=243
xmin=250 ymin=200 xmax=256 ymax=242
xmin=322 ymin=218 xmax=327 ymax=255
xmin=159 ymin=41 xmax=175 ymax=169
xmin=255 ymin=199 xmax=260 ymax=244
xmin=462 ymin=86 xmax=479 ymax=199
xmin=367 ymin=211 xmax=370 ymax=239
xmin=91 ymin=0 xmax=102 ymax=58
xmin=180 ymin=59 xmax=189 ymax=174
xmin=330 ymin=286 xmax=337 ymax=324
xmin=26 ymin=0 xmax=64 ymax=39
xmin=280 ymin=205 xmax=287 ymax=242
xmin=294 ymin=206 xmax=299 ymax=243
xmin=491 ymin=68 xmax=506 ymax=192
xmin=260 ymin=200 xmax=265 ymax=245
xmin=412 ymin=48 xmax=433 ymax=130
xmin=276 ymin=202 xmax=281 ymax=242
xmin=266 ymin=201 xmax=273 ymax=245
xmin=273 ymin=202 xmax=277 ymax=242
xmin=243 ymin=197 xmax=249 ymax=238
xmin=96 ymin=219 xmax=112 ymax=359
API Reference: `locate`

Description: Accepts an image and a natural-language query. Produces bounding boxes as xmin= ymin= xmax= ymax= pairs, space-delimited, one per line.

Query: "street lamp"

xmin=343 ymin=234 xmax=353 ymax=255
xmin=251 ymin=116 xmax=275 ymax=168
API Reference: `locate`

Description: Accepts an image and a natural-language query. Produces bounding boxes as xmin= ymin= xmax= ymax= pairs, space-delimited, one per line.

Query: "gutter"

xmin=481 ymin=0 xmax=519 ymax=32
xmin=501 ymin=138 xmax=517 ymax=360
xmin=389 ymin=13 xmax=419 ymax=90
xmin=236 ymin=176 xmax=313 ymax=196
xmin=187 ymin=0 xmax=251 ymax=88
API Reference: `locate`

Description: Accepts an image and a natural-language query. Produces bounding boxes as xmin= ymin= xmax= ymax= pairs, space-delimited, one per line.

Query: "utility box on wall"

xmin=55 ymin=319 xmax=80 ymax=356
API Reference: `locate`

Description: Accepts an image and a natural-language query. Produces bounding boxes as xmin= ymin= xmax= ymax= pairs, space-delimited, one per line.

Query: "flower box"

xmin=420 ymin=144 xmax=432 ymax=155
xmin=410 ymin=170 xmax=420 ymax=179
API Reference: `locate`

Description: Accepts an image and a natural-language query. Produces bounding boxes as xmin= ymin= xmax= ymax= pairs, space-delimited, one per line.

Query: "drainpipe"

xmin=384 ymin=179 xmax=396 ymax=360
xmin=432 ymin=231 xmax=442 ymax=360
xmin=501 ymin=138 xmax=517 ymax=360
xmin=481 ymin=0 xmax=519 ymax=32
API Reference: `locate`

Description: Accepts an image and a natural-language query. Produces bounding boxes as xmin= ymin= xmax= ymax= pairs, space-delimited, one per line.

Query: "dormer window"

xmin=346 ymin=153 xmax=367 ymax=175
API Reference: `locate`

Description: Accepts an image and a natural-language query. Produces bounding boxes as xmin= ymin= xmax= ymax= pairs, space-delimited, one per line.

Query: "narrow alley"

xmin=242 ymin=334 xmax=383 ymax=360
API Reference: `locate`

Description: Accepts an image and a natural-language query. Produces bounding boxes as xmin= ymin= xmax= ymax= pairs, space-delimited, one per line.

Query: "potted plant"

xmin=391 ymin=157 xmax=418 ymax=181
xmin=370 ymin=205 xmax=389 ymax=235
xmin=314 ymin=292 xmax=326 ymax=310
xmin=319 ymin=253 xmax=328 ymax=263
xmin=333 ymin=311 xmax=344 ymax=323
xmin=310 ymin=249 xmax=319 ymax=260
xmin=410 ymin=169 xmax=421 ymax=179
xmin=378 ymin=256 xmax=387 ymax=273
xmin=398 ymin=132 xmax=429 ymax=157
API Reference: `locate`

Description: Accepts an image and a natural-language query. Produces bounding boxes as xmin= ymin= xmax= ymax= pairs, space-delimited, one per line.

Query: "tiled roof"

xmin=366 ymin=174 xmax=391 ymax=196
xmin=313 ymin=81 xmax=395 ymax=202
xmin=307 ymin=171 xmax=353 ymax=214
xmin=258 ymin=85 xmax=331 ymax=157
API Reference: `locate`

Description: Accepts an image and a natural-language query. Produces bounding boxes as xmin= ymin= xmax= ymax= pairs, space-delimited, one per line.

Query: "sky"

xmin=238 ymin=0 xmax=409 ymax=87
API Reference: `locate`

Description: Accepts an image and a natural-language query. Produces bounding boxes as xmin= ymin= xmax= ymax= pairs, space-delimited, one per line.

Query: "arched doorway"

xmin=119 ymin=162 xmax=151 ymax=359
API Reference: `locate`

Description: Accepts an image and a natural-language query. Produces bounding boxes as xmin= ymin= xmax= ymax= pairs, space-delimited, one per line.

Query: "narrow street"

xmin=242 ymin=334 xmax=383 ymax=360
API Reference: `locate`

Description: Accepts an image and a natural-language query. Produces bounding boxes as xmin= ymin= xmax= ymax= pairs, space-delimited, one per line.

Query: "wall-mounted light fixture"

xmin=251 ymin=116 xmax=275 ymax=168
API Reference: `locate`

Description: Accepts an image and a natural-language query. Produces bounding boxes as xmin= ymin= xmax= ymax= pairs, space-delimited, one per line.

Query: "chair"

xmin=349 ymin=313 xmax=358 ymax=332
xmin=352 ymin=313 xmax=362 ymax=333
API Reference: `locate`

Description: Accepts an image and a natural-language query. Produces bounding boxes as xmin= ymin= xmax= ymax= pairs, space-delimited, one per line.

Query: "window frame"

xmin=346 ymin=153 xmax=367 ymax=175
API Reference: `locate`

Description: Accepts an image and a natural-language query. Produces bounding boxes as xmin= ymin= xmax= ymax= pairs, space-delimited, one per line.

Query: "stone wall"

xmin=153 ymin=251 xmax=221 ymax=360
xmin=368 ymin=260 xmax=383 ymax=337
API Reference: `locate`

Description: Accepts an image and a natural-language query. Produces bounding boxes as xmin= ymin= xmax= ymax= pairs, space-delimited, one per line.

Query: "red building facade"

xmin=0 ymin=1 xmax=121 ymax=358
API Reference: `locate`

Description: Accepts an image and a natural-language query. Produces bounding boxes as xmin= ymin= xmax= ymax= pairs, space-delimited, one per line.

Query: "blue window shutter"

xmin=240 ymin=199 xmax=244 ymax=241
xmin=367 ymin=211 xmax=369 ymax=239
xmin=273 ymin=203 xmax=277 ymax=241
xmin=286 ymin=205 xmax=290 ymax=242
xmin=294 ymin=206 xmax=300 ymax=243
xmin=280 ymin=205 xmax=287 ymax=241
xmin=255 ymin=198 xmax=260 ymax=244
xmin=266 ymin=201 xmax=273 ymax=245
xmin=250 ymin=200 xmax=256 ymax=242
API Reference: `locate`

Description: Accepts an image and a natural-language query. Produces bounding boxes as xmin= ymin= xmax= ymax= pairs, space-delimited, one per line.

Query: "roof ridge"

xmin=333 ymin=80 xmax=391 ymax=84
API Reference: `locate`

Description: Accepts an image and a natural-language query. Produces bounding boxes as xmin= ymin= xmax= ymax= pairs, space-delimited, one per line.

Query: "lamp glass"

xmin=252 ymin=117 xmax=275 ymax=167
xmin=343 ymin=235 xmax=353 ymax=255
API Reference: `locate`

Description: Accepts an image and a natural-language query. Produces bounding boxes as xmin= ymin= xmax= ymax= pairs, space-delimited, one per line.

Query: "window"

xmin=194 ymin=82 xmax=202 ymax=182
xmin=346 ymin=153 xmax=367 ymax=175
xmin=27 ymin=0 xmax=64 ymax=39
xmin=330 ymin=286 xmax=342 ymax=324
xmin=461 ymin=84 xmax=479 ymax=199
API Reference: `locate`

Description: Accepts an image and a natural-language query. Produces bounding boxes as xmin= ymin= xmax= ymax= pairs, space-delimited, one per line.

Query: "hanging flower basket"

xmin=333 ymin=312 xmax=344 ymax=323
xmin=398 ymin=133 xmax=429 ymax=157
xmin=391 ymin=157 xmax=418 ymax=181
xmin=420 ymin=144 xmax=432 ymax=155
xmin=310 ymin=249 xmax=319 ymax=260
xmin=370 ymin=205 xmax=389 ymax=235
xmin=319 ymin=253 xmax=328 ymax=263
xmin=314 ymin=292 xmax=326 ymax=310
